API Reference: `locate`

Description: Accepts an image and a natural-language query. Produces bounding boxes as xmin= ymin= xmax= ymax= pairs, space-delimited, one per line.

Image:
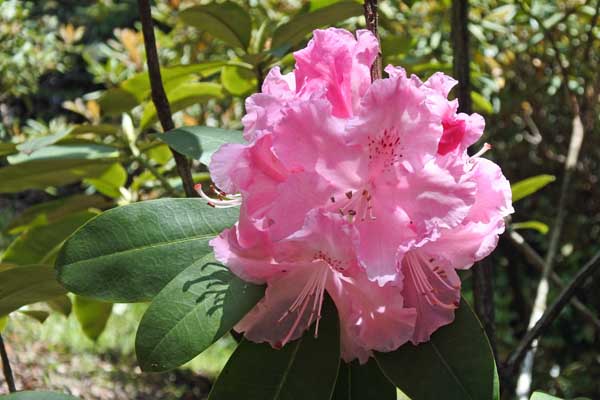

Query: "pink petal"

xmin=401 ymin=251 xmax=461 ymax=343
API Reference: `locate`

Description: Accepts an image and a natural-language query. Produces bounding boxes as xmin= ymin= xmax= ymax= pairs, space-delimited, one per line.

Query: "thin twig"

xmin=137 ymin=0 xmax=198 ymax=198
xmin=363 ymin=0 xmax=382 ymax=80
xmin=0 ymin=335 xmax=16 ymax=393
xmin=507 ymin=231 xmax=600 ymax=331
xmin=506 ymin=250 xmax=600 ymax=375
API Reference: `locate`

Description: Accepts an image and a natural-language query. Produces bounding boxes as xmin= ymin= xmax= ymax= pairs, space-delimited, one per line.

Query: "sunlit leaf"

xmin=84 ymin=162 xmax=127 ymax=199
xmin=471 ymin=91 xmax=494 ymax=114
xmin=141 ymin=83 xmax=224 ymax=129
xmin=221 ymin=64 xmax=257 ymax=96
xmin=511 ymin=174 xmax=556 ymax=202
xmin=73 ymin=296 xmax=113 ymax=341
xmin=7 ymin=144 xmax=118 ymax=164
xmin=530 ymin=392 xmax=562 ymax=400
xmin=98 ymin=88 xmax=139 ymax=116
xmin=512 ymin=220 xmax=549 ymax=234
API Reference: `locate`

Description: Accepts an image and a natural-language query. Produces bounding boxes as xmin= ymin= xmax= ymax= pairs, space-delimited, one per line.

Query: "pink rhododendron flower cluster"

xmin=203 ymin=28 xmax=514 ymax=363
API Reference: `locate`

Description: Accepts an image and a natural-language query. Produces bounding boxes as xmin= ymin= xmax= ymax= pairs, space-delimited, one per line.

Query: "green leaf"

xmin=221 ymin=64 xmax=256 ymax=97
xmin=0 ymin=392 xmax=80 ymax=399
xmin=375 ymin=299 xmax=497 ymax=400
xmin=19 ymin=310 xmax=50 ymax=324
xmin=122 ymin=62 xmax=226 ymax=102
xmin=155 ymin=126 xmax=243 ymax=165
xmin=332 ymin=359 xmax=396 ymax=400
xmin=145 ymin=144 xmax=172 ymax=165
xmin=0 ymin=143 xmax=17 ymax=157
xmin=180 ymin=2 xmax=252 ymax=50
xmin=0 ymin=159 xmax=116 ymax=193
xmin=47 ymin=295 xmax=72 ymax=316
xmin=471 ymin=91 xmax=494 ymax=114
xmin=271 ymin=2 xmax=363 ymax=50
xmin=56 ymin=199 xmax=239 ymax=303
xmin=2 ymin=211 xmax=98 ymax=265
xmin=530 ymin=393 xmax=562 ymax=400
xmin=141 ymin=82 xmax=225 ymax=130
xmin=0 ymin=316 xmax=7 ymax=332
xmin=0 ymin=264 xmax=67 ymax=316
xmin=7 ymin=144 xmax=119 ymax=164
xmin=71 ymin=124 xmax=120 ymax=137
xmin=136 ymin=253 xmax=264 ymax=372
xmin=16 ymin=126 xmax=73 ymax=155
xmin=511 ymin=174 xmax=556 ymax=202
xmin=512 ymin=220 xmax=549 ymax=234
xmin=84 ymin=163 xmax=127 ymax=199
xmin=6 ymin=194 xmax=112 ymax=234
xmin=98 ymin=88 xmax=139 ymax=116
xmin=208 ymin=296 xmax=340 ymax=400
xmin=73 ymin=296 xmax=113 ymax=341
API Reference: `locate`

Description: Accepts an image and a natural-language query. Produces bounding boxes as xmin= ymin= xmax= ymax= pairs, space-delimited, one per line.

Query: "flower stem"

xmin=363 ymin=0 xmax=381 ymax=81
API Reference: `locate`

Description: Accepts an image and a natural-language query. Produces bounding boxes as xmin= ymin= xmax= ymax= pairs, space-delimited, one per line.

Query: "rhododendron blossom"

xmin=203 ymin=28 xmax=514 ymax=363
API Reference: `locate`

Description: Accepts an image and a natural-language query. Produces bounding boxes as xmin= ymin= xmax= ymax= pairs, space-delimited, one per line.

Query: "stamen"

xmin=471 ymin=143 xmax=492 ymax=159
xmin=195 ymin=184 xmax=242 ymax=208
xmin=406 ymin=253 xmax=458 ymax=309
xmin=337 ymin=188 xmax=376 ymax=222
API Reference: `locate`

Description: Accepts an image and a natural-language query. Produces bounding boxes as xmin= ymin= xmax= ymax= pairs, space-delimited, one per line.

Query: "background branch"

xmin=506 ymin=250 xmax=600 ymax=376
xmin=137 ymin=0 xmax=198 ymax=198
xmin=363 ymin=0 xmax=382 ymax=80
xmin=0 ymin=334 xmax=16 ymax=393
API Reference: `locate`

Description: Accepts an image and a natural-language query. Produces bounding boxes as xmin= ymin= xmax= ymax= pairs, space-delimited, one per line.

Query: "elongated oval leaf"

xmin=7 ymin=144 xmax=119 ymax=164
xmin=47 ymin=295 xmax=72 ymax=316
xmin=73 ymin=296 xmax=113 ymax=341
xmin=122 ymin=62 xmax=226 ymax=102
xmin=56 ymin=199 xmax=239 ymax=302
xmin=0 ymin=264 xmax=67 ymax=316
xmin=271 ymin=2 xmax=363 ymax=50
xmin=2 ymin=211 xmax=98 ymax=265
xmin=530 ymin=393 xmax=562 ymax=400
xmin=0 ymin=316 xmax=7 ymax=332
xmin=332 ymin=359 xmax=396 ymax=400
xmin=511 ymin=174 xmax=556 ymax=202
xmin=0 ymin=392 xmax=80 ymax=399
xmin=136 ymin=253 xmax=264 ymax=372
xmin=19 ymin=310 xmax=50 ymax=324
xmin=180 ymin=2 xmax=251 ymax=49
xmin=511 ymin=220 xmax=549 ymax=234
xmin=0 ymin=159 xmax=116 ymax=193
xmin=0 ymin=143 xmax=17 ymax=157
xmin=156 ymin=126 xmax=244 ymax=165
xmin=141 ymin=82 xmax=224 ymax=129
xmin=208 ymin=296 xmax=340 ymax=400
xmin=221 ymin=64 xmax=257 ymax=97
xmin=375 ymin=299 xmax=497 ymax=400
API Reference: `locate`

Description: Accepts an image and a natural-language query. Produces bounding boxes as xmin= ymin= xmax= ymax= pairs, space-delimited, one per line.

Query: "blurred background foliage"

xmin=0 ymin=0 xmax=599 ymax=399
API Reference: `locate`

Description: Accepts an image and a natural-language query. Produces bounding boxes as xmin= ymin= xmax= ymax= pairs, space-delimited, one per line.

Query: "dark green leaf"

xmin=180 ymin=2 xmax=252 ymax=49
xmin=19 ymin=310 xmax=50 ymax=324
xmin=156 ymin=126 xmax=243 ymax=165
xmin=0 ymin=392 xmax=80 ymax=399
xmin=511 ymin=175 xmax=556 ymax=202
xmin=136 ymin=253 xmax=264 ymax=372
xmin=332 ymin=359 xmax=396 ymax=400
xmin=271 ymin=2 xmax=363 ymax=50
xmin=73 ymin=296 xmax=113 ymax=341
xmin=208 ymin=296 xmax=340 ymax=400
xmin=0 ymin=143 xmax=17 ymax=157
xmin=2 ymin=211 xmax=98 ymax=265
xmin=6 ymin=194 xmax=112 ymax=234
xmin=376 ymin=299 xmax=497 ymax=400
xmin=56 ymin=199 xmax=239 ymax=302
xmin=0 ymin=264 xmax=67 ymax=316
xmin=221 ymin=64 xmax=257 ymax=96
xmin=141 ymin=82 xmax=224 ymax=129
xmin=98 ymin=88 xmax=139 ymax=116
xmin=47 ymin=295 xmax=72 ymax=316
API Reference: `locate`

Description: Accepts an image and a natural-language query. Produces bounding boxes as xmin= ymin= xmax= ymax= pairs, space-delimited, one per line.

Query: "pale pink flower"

xmin=205 ymin=28 xmax=513 ymax=362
